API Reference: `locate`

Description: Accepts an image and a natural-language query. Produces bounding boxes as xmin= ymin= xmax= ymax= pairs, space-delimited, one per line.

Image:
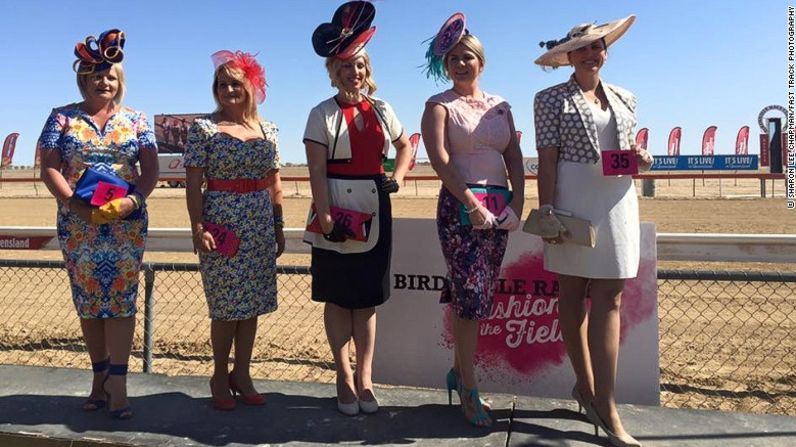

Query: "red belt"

xmin=206 ymin=176 xmax=275 ymax=193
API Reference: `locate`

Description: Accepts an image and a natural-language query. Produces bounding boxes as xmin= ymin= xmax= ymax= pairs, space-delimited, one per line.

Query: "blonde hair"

xmin=213 ymin=64 xmax=261 ymax=127
xmin=76 ymin=63 xmax=126 ymax=104
xmin=443 ymin=34 xmax=486 ymax=78
xmin=325 ymin=49 xmax=378 ymax=95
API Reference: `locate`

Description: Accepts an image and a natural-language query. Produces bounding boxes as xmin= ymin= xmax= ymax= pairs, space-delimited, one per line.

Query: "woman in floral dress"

xmin=39 ymin=29 xmax=159 ymax=420
xmin=185 ymin=50 xmax=283 ymax=411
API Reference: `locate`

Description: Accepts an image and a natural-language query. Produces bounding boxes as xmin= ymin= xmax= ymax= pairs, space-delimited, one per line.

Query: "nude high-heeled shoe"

xmin=585 ymin=402 xmax=642 ymax=447
xmin=571 ymin=385 xmax=589 ymax=414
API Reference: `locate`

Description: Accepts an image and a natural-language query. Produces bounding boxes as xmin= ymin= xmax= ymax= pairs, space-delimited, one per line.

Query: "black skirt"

xmin=311 ymin=176 xmax=392 ymax=309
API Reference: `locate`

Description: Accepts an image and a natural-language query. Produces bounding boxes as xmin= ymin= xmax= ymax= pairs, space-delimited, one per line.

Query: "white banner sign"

xmin=376 ymin=219 xmax=660 ymax=405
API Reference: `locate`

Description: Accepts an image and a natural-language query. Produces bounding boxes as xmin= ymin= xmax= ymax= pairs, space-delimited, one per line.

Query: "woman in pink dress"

xmin=421 ymin=13 xmax=525 ymax=427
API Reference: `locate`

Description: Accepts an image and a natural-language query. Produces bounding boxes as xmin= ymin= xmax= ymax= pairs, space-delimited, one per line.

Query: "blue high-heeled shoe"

xmin=103 ymin=364 xmax=133 ymax=420
xmin=445 ymin=368 xmax=491 ymax=410
xmin=460 ymin=385 xmax=492 ymax=428
xmin=83 ymin=358 xmax=109 ymax=411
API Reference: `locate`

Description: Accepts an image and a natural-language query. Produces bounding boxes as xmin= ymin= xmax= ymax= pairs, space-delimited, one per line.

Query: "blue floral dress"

xmin=183 ymin=117 xmax=280 ymax=321
xmin=37 ymin=104 xmax=157 ymax=319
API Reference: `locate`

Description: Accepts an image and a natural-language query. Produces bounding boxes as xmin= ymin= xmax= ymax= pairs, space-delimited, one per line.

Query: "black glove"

xmin=323 ymin=220 xmax=355 ymax=242
xmin=381 ymin=176 xmax=399 ymax=194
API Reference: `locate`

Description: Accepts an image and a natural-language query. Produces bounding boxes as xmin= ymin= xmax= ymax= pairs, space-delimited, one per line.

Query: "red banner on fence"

xmin=667 ymin=127 xmax=681 ymax=156
xmin=702 ymin=126 xmax=717 ymax=156
xmin=1 ymin=133 xmax=19 ymax=169
xmin=760 ymin=134 xmax=769 ymax=167
xmin=635 ymin=128 xmax=649 ymax=150
xmin=759 ymin=133 xmax=788 ymax=168
xmin=408 ymin=132 xmax=421 ymax=171
xmin=735 ymin=126 xmax=749 ymax=155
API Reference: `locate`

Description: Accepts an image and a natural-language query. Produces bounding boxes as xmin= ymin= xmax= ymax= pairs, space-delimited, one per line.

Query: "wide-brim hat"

xmin=73 ymin=29 xmax=125 ymax=74
xmin=312 ymin=1 xmax=376 ymax=59
xmin=535 ymin=15 xmax=635 ymax=68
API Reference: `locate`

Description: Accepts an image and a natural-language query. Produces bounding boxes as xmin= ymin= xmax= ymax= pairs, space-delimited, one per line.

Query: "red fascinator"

xmin=211 ymin=50 xmax=267 ymax=104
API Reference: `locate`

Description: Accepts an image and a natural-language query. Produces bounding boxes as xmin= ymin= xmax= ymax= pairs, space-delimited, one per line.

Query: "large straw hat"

xmin=535 ymin=15 xmax=635 ymax=68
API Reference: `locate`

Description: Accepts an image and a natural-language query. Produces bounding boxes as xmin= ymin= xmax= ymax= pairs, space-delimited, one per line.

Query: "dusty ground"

xmin=0 ymin=172 xmax=793 ymax=415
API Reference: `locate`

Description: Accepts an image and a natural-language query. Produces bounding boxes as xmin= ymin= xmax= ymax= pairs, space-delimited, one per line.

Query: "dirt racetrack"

xmin=0 ymin=171 xmax=793 ymax=415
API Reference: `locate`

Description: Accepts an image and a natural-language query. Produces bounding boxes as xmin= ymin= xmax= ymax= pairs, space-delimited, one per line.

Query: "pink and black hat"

xmin=73 ymin=29 xmax=125 ymax=74
xmin=312 ymin=1 xmax=376 ymax=60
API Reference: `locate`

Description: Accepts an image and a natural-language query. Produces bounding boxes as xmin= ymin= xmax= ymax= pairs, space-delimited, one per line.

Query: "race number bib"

xmin=306 ymin=206 xmax=372 ymax=242
xmin=90 ymin=181 xmax=127 ymax=206
xmin=204 ymin=222 xmax=241 ymax=258
xmin=460 ymin=187 xmax=513 ymax=225
xmin=602 ymin=150 xmax=638 ymax=176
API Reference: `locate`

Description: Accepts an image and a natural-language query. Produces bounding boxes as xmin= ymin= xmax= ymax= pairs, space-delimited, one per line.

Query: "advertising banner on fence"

xmin=2 ymin=133 xmax=19 ymax=168
xmin=375 ymin=218 xmax=660 ymax=405
xmin=701 ymin=126 xmax=717 ymax=156
xmin=667 ymin=127 xmax=681 ymax=156
xmin=650 ymin=154 xmax=759 ymax=171
xmin=635 ymin=128 xmax=649 ymax=150
xmin=735 ymin=126 xmax=749 ymax=155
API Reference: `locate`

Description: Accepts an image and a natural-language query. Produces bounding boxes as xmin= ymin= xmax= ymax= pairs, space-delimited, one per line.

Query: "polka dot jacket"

xmin=533 ymin=75 xmax=637 ymax=163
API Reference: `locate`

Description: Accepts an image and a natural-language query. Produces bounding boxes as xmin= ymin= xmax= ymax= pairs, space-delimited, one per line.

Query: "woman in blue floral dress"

xmin=39 ymin=29 xmax=159 ymax=420
xmin=185 ymin=50 xmax=283 ymax=411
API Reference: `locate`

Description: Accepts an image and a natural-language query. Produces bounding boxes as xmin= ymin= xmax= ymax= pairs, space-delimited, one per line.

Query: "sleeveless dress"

xmin=427 ymin=90 xmax=513 ymax=320
xmin=183 ymin=117 xmax=281 ymax=320
xmin=310 ymin=99 xmax=393 ymax=309
xmin=37 ymin=104 xmax=156 ymax=318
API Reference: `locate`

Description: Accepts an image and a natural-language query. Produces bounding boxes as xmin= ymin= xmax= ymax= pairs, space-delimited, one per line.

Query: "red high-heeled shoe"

xmin=229 ymin=372 xmax=265 ymax=406
xmin=209 ymin=378 xmax=235 ymax=411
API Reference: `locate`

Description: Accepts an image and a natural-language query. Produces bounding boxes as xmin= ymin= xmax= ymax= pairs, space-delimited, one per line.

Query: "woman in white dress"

xmin=533 ymin=15 xmax=652 ymax=447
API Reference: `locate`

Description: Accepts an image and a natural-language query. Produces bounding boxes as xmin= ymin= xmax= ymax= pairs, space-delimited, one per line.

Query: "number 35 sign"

xmin=602 ymin=150 xmax=638 ymax=176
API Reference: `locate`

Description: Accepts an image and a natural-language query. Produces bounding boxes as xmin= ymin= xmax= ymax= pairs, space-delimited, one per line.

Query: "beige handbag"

xmin=523 ymin=209 xmax=597 ymax=248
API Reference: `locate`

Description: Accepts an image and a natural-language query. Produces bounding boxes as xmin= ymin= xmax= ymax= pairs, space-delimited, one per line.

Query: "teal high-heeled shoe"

xmin=460 ymin=385 xmax=492 ymax=427
xmin=445 ymin=368 xmax=492 ymax=410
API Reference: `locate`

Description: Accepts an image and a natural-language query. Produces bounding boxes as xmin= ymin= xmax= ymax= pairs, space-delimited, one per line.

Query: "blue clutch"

xmin=73 ymin=167 xmax=142 ymax=219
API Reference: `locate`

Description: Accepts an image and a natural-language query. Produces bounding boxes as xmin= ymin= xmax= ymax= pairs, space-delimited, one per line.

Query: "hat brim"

xmin=535 ymin=15 xmax=635 ymax=67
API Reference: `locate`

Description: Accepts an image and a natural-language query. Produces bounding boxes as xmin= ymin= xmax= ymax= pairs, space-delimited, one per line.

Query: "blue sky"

xmin=0 ymin=0 xmax=787 ymax=165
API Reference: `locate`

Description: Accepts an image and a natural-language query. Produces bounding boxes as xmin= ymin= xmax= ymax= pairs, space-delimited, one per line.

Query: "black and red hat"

xmin=312 ymin=1 xmax=376 ymax=59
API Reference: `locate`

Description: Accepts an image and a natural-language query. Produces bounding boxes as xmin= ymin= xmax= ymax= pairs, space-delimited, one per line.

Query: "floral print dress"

xmin=37 ymin=104 xmax=157 ymax=319
xmin=183 ymin=117 xmax=280 ymax=320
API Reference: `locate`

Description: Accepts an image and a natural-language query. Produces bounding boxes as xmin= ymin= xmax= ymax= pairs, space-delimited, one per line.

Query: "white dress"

xmin=543 ymin=101 xmax=640 ymax=279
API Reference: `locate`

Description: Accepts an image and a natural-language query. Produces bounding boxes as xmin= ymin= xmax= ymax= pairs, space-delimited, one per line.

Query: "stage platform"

xmin=0 ymin=365 xmax=794 ymax=446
